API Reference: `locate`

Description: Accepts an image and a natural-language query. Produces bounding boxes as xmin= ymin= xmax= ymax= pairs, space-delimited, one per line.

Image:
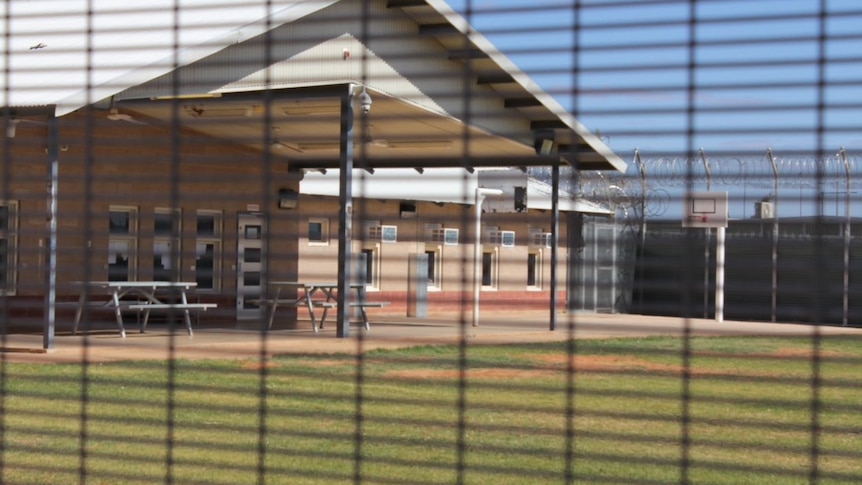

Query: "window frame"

xmin=195 ymin=210 xmax=222 ymax=291
xmin=0 ymin=201 xmax=18 ymax=295
xmin=153 ymin=208 xmax=181 ymax=282
xmin=307 ymin=218 xmax=330 ymax=245
xmin=108 ymin=206 xmax=138 ymax=282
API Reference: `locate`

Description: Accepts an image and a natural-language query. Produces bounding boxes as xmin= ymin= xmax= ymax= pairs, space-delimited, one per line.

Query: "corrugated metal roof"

xmin=0 ymin=0 xmax=337 ymax=115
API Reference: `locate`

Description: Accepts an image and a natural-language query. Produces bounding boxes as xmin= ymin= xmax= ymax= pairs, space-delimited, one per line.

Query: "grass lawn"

xmin=0 ymin=335 xmax=860 ymax=484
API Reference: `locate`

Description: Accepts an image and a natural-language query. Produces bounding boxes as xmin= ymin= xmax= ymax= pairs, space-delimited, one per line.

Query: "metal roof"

xmin=1 ymin=0 xmax=626 ymax=172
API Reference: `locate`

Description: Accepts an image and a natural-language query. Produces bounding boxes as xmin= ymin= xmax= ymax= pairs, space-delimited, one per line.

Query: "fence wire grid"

xmin=0 ymin=1 xmax=861 ymax=484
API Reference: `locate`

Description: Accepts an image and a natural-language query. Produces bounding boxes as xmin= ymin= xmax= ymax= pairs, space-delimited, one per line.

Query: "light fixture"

xmin=277 ymin=188 xmax=299 ymax=209
xmin=357 ymin=87 xmax=372 ymax=114
xmin=6 ymin=119 xmax=18 ymax=138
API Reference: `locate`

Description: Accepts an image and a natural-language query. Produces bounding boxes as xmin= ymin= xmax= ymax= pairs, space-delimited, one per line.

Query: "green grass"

xmin=0 ymin=335 xmax=860 ymax=484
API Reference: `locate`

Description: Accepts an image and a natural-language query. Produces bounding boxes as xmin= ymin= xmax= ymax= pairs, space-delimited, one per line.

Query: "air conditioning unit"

xmin=369 ymin=225 xmax=397 ymax=243
xmin=754 ymin=201 xmax=774 ymax=219
xmin=532 ymin=232 xmax=552 ymax=248
xmin=489 ymin=230 xmax=515 ymax=247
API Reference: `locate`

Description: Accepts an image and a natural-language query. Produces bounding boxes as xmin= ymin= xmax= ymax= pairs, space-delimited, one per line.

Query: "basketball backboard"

xmin=682 ymin=191 xmax=728 ymax=228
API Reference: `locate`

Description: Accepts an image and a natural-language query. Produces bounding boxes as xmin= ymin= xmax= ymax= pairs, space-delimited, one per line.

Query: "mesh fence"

xmin=1 ymin=1 xmax=861 ymax=483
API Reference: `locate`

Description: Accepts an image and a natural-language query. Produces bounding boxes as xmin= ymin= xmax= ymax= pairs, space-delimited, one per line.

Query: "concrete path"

xmin=1 ymin=311 xmax=859 ymax=363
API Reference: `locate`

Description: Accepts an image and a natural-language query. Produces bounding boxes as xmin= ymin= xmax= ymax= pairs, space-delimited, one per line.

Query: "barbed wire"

xmin=573 ymin=150 xmax=861 ymax=219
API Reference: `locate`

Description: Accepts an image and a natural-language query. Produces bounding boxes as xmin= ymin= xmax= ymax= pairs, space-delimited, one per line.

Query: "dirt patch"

xmin=384 ymin=355 xmax=679 ymax=380
xmin=385 ymin=367 xmax=559 ymax=380
xmin=239 ymin=359 xmax=279 ymax=370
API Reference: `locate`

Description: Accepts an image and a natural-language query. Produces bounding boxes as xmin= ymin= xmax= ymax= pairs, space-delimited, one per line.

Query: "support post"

xmin=44 ymin=112 xmax=58 ymax=350
xmin=715 ymin=226 xmax=725 ymax=323
xmin=840 ymin=147 xmax=850 ymax=326
xmin=549 ymin=161 xmax=560 ymax=330
xmin=767 ymin=148 xmax=779 ymax=322
xmin=336 ymin=85 xmax=355 ymax=338
xmin=473 ymin=187 xmax=502 ymax=327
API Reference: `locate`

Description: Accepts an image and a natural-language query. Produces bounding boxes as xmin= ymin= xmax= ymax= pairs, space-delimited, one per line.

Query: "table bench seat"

xmin=127 ymin=303 xmax=217 ymax=311
xmin=313 ymin=301 xmax=390 ymax=331
xmin=127 ymin=303 xmax=217 ymax=335
xmin=312 ymin=301 xmax=390 ymax=308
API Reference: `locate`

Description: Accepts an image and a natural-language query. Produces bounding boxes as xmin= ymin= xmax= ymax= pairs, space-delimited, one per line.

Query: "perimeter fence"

xmin=0 ymin=1 xmax=860 ymax=484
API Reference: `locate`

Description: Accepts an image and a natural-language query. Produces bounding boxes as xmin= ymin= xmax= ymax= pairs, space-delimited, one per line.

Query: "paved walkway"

xmin=1 ymin=311 xmax=859 ymax=363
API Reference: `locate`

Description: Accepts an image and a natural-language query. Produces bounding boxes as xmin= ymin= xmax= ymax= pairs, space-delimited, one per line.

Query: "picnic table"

xmin=259 ymin=281 xmax=388 ymax=332
xmin=71 ymin=281 xmax=217 ymax=337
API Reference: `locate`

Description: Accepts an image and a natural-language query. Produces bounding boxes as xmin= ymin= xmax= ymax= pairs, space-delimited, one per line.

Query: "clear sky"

xmin=447 ymin=0 xmax=862 ymax=219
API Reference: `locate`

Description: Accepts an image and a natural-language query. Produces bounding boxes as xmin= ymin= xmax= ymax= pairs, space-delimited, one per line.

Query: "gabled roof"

xmin=1 ymin=0 xmax=625 ymax=172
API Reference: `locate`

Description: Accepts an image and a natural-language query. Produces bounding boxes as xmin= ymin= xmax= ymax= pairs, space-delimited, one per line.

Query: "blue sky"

xmin=446 ymin=0 xmax=862 ymax=219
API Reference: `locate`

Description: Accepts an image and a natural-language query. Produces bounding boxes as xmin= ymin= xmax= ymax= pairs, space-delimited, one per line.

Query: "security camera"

xmin=358 ymin=89 xmax=372 ymax=114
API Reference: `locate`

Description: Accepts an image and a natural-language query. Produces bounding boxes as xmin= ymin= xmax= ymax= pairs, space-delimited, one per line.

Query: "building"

xmin=0 ymin=0 xmax=625 ymax=338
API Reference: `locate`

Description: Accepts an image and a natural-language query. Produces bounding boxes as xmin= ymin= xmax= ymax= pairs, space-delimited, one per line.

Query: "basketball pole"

xmin=716 ymin=225 xmax=725 ymax=323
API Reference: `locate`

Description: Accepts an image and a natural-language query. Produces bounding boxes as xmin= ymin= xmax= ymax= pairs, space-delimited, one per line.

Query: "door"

xmin=236 ymin=213 xmax=265 ymax=320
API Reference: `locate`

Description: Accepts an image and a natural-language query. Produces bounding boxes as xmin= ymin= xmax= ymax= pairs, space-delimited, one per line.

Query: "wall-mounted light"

xmin=278 ymin=188 xmax=299 ymax=209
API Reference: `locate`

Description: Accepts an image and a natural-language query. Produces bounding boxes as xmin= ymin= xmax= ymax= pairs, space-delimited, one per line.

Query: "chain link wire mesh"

xmin=0 ymin=0 xmax=860 ymax=483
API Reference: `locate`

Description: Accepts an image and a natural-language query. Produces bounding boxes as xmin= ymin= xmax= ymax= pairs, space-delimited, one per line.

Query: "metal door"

xmin=236 ymin=213 xmax=265 ymax=320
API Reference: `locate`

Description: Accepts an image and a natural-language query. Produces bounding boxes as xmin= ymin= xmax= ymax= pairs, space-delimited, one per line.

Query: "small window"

xmin=308 ymin=218 xmax=329 ymax=244
xmin=197 ymin=213 xmax=218 ymax=237
xmin=245 ymin=225 xmax=261 ymax=240
xmin=109 ymin=210 xmax=133 ymax=235
xmin=154 ymin=210 xmax=179 ymax=236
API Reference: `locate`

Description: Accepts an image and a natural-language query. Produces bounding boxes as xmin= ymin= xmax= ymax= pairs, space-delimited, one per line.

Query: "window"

xmin=527 ymin=250 xmax=543 ymax=289
xmin=482 ymin=248 xmax=498 ymax=289
xmin=427 ymin=223 xmax=459 ymax=246
xmin=0 ymin=201 xmax=18 ymax=294
xmin=366 ymin=224 xmax=397 ymax=243
xmin=308 ymin=218 xmax=329 ymax=245
xmin=196 ymin=210 xmax=221 ymax=290
xmin=426 ymin=246 xmax=442 ymax=289
xmin=153 ymin=208 xmax=180 ymax=281
xmin=108 ymin=207 xmax=137 ymax=281
xmin=360 ymin=245 xmax=380 ymax=290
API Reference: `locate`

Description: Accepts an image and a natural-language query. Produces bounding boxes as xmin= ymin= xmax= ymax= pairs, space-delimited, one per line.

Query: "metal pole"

xmin=549 ymin=161 xmax=559 ymax=330
xmin=700 ymin=148 xmax=711 ymax=318
xmin=336 ymin=85 xmax=355 ymax=338
xmin=715 ymin=225 xmax=725 ymax=323
xmin=840 ymin=147 xmax=850 ymax=326
xmin=43 ymin=112 xmax=58 ymax=350
xmin=767 ymin=148 xmax=779 ymax=322
xmin=635 ymin=149 xmax=646 ymax=313
xmin=473 ymin=187 xmax=502 ymax=327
